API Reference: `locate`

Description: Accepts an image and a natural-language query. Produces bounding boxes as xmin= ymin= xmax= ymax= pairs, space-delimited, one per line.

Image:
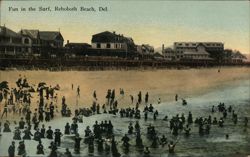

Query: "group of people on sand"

xmin=0 ymin=75 xmax=249 ymax=157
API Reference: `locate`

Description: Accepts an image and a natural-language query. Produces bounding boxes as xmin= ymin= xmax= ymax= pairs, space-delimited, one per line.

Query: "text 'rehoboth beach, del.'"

xmin=8 ymin=6 xmax=108 ymax=12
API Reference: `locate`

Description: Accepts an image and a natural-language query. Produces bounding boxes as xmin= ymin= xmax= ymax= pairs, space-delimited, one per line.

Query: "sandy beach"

xmin=0 ymin=67 xmax=249 ymax=109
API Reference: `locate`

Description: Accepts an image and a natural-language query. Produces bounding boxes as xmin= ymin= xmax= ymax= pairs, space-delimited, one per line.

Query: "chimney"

xmin=113 ymin=31 xmax=116 ymax=34
xmin=67 ymin=40 xmax=69 ymax=44
xmin=162 ymin=44 xmax=164 ymax=53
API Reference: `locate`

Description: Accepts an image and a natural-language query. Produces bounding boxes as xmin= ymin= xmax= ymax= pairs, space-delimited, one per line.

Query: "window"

xmin=107 ymin=43 xmax=111 ymax=48
xmin=24 ymin=38 xmax=29 ymax=44
xmin=97 ymin=43 xmax=101 ymax=48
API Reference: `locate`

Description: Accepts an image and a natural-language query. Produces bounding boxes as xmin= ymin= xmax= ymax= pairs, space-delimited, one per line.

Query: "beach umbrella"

xmin=0 ymin=81 xmax=9 ymax=90
xmin=38 ymin=82 xmax=46 ymax=88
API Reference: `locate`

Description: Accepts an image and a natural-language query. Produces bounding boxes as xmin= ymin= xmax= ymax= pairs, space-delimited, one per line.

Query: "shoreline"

xmin=0 ymin=57 xmax=249 ymax=71
xmin=0 ymin=65 xmax=249 ymax=71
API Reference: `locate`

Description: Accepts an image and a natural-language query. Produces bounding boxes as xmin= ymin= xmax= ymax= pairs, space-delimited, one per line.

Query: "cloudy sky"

xmin=1 ymin=0 xmax=249 ymax=54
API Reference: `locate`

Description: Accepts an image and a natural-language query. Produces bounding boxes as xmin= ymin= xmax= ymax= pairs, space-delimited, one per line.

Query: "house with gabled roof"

xmin=223 ymin=49 xmax=247 ymax=63
xmin=19 ymin=29 xmax=64 ymax=56
xmin=19 ymin=29 xmax=40 ymax=54
xmin=91 ymin=31 xmax=136 ymax=51
xmin=173 ymin=42 xmax=224 ymax=61
xmin=90 ymin=31 xmax=137 ymax=57
xmin=39 ymin=31 xmax=64 ymax=48
xmin=230 ymin=52 xmax=246 ymax=63
xmin=0 ymin=25 xmax=23 ymax=55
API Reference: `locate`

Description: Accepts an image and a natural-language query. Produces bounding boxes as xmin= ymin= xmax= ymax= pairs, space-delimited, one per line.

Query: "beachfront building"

xmin=91 ymin=31 xmax=135 ymax=50
xmin=137 ymin=44 xmax=154 ymax=59
xmin=65 ymin=40 xmax=91 ymax=56
xmin=20 ymin=30 xmax=64 ymax=50
xmin=137 ymin=44 xmax=154 ymax=54
xmin=223 ymin=49 xmax=246 ymax=63
xmin=174 ymin=42 xmax=224 ymax=61
xmin=19 ymin=29 xmax=64 ymax=57
xmin=0 ymin=26 xmax=64 ymax=58
xmin=65 ymin=41 xmax=91 ymax=50
xmin=230 ymin=52 xmax=246 ymax=63
xmin=0 ymin=26 xmax=23 ymax=56
xmin=39 ymin=31 xmax=64 ymax=48
xmin=162 ymin=47 xmax=175 ymax=60
xmin=19 ymin=29 xmax=41 ymax=55
xmin=91 ymin=31 xmax=137 ymax=57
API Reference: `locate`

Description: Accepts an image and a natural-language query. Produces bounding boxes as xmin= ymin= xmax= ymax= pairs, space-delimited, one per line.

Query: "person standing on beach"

xmin=130 ymin=95 xmax=134 ymax=104
xmin=77 ymin=86 xmax=80 ymax=97
xmin=93 ymin=90 xmax=97 ymax=100
xmin=138 ymin=91 xmax=142 ymax=104
xmin=1 ymin=103 xmax=8 ymax=118
xmin=145 ymin=92 xmax=149 ymax=104
xmin=175 ymin=94 xmax=178 ymax=101
xmin=72 ymin=84 xmax=74 ymax=90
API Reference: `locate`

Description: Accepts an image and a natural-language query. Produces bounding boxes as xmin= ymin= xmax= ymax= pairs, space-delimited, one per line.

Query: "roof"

xmin=0 ymin=26 xmax=21 ymax=38
xmin=20 ymin=29 xmax=39 ymax=39
xmin=65 ymin=43 xmax=91 ymax=46
xmin=154 ymin=52 xmax=164 ymax=57
xmin=174 ymin=42 xmax=224 ymax=48
xmin=231 ymin=52 xmax=247 ymax=59
xmin=92 ymin=31 xmax=134 ymax=44
xmin=40 ymin=31 xmax=63 ymax=41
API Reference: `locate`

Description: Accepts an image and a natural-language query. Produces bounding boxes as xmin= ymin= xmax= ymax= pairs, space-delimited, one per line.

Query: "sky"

xmin=0 ymin=0 xmax=249 ymax=54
